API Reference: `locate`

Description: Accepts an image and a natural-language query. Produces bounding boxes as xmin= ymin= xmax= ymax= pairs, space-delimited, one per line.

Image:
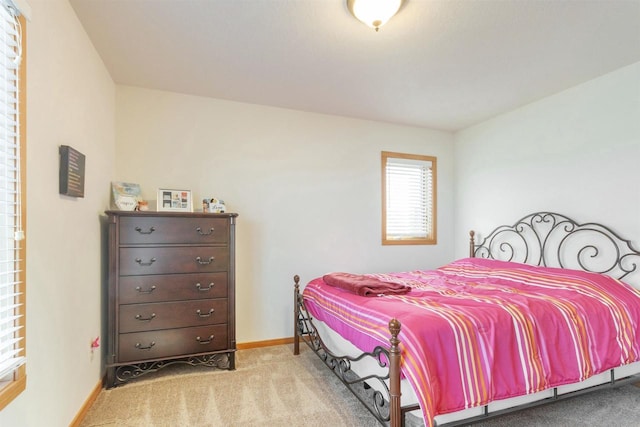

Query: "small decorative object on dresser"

xmin=111 ymin=182 xmax=141 ymax=211
xmin=202 ymin=198 xmax=226 ymax=213
xmin=157 ymin=188 xmax=192 ymax=212
xmin=105 ymin=210 xmax=238 ymax=388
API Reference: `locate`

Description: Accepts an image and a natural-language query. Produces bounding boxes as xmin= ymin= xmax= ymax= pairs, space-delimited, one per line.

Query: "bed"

xmin=293 ymin=212 xmax=640 ymax=427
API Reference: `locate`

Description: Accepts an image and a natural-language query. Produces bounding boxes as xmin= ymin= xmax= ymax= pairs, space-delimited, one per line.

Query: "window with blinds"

xmin=382 ymin=151 xmax=437 ymax=245
xmin=0 ymin=0 xmax=26 ymax=410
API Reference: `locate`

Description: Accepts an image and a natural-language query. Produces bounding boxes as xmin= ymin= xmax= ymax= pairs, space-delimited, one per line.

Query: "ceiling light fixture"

xmin=347 ymin=0 xmax=404 ymax=32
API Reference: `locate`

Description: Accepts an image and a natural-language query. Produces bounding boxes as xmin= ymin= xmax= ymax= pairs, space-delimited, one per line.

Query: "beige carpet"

xmin=81 ymin=345 xmax=380 ymax=427
xmin=81 ymin=345 xmax=640 ymax=427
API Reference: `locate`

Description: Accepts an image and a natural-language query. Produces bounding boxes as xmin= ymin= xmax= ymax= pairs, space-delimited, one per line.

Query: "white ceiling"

xmin=69 ymin=0 xmax=640 ymax=131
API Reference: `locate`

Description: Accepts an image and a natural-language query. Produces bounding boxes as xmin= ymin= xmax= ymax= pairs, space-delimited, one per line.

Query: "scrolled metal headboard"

xmin=470 ymin=212 xmax=640 ymax=287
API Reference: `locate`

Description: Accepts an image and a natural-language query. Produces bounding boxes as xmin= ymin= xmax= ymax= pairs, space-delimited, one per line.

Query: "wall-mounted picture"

xmin=157 ymin=189 xmax=192 ymax=212
xmin=60 ymin=145 xmax=86 ymax=198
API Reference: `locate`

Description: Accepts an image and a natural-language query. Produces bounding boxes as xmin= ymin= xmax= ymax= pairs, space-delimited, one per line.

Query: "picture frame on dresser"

xmin=157 ymin=188 xmax=192 ymax=212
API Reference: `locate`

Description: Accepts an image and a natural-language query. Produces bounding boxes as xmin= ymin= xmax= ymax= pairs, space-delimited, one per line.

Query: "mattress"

xmin=303 ymin=257 xmax=640 ymax=426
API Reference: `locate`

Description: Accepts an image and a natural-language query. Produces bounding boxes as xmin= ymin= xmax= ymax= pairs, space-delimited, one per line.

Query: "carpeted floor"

xmin=81 ymin=345 xmax=640 ymax=427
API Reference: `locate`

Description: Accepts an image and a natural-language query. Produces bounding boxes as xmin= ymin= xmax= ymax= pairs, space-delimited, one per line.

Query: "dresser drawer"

xmin=119 ymin=299 xmax=228 ymax=333
xmin=119 ymin=216 xmax=229 ymax=245
xmin=118 ymin=324 xmax=229 ymax=363
xmin=120 ymin=247 xmax=229 ymax=276
xmin=119 ymin=272 xmax=228 ymax=303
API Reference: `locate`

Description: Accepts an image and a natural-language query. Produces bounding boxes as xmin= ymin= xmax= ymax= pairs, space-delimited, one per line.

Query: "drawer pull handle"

xmin=135 ymin=313 xmax=156 ymax=322
xmin=196 ymin=308 xmax=215 ymax=318
xmin=196 ymin=282 xmax=215 ymax=292
xmin=134 ymin=226 xmax=156 ymax=235
xmin=135 ymin=285 xmax=157 ymax=294
xmin=196 ymin=256 xmax=215 ymax=265
xmin=135 ymin=257 xmax=156 ymax=266
xmin=196 ymin=335 xmax=215 ymax=344
xmin=135 ymin=341 xmax=156 ymax=351
xmin=196 ymin=227 xmax=214 ymax=236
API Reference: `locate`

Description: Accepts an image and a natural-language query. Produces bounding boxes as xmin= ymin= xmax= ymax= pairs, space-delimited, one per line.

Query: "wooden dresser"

xmin=105 ymin=211 xmax=238 ymax=388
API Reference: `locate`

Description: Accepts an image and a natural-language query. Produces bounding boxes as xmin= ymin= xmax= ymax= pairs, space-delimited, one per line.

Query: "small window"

xmin=382 ymin=151 xmax=437 ymax=245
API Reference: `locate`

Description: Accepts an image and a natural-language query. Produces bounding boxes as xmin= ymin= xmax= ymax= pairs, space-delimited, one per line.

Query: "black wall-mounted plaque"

xmin=59 ymin=145 xmax=85 ymax=198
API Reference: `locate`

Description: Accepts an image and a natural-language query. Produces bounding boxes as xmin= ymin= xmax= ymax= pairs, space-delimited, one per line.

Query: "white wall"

xmin=454 ymin=62 xmax=640 ymax=258
xmin=115 ymin=86 xmax=455 ymax=343
xmin=0 ymin=0 xmax=116 ymax=426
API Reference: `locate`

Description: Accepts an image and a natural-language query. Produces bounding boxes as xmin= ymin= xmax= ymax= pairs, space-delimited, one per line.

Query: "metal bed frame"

xmin=293 ymin=212 xmax=640 ymax=427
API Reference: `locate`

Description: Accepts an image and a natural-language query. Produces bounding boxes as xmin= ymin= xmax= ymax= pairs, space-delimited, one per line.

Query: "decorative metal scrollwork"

xmin=112 ymin=353 xmax=232 ymax=386
xmin=295 ymin=291 xmax=417 ymax=425
xmin=473 ymin=212 xmax=640 ymax=287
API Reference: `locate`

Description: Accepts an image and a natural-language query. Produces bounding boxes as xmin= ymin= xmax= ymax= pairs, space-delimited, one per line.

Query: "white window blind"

xmin=383 ymin=153 xmax=435 ymax=243
xmin=0 ymin=0 xmax=24 ymax=381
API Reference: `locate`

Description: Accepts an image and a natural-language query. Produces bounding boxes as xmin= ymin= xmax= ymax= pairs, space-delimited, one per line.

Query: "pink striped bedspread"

xmin=302 ymin=258 xmax=640 ymax=427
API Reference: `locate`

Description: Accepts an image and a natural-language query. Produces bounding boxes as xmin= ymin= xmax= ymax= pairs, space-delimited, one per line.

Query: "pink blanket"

xmin=303 ymin=258 xmax=640 ymax=427
xmin=322 ymin=272 xmax=411 ymax=296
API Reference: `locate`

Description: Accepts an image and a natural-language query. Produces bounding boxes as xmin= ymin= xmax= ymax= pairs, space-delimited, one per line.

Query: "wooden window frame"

xmin=381 ymin=151 xmax=437 ymax=246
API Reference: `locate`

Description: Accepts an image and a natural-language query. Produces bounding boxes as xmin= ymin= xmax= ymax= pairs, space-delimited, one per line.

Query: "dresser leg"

xmin=229 ymin=352 xmax=236 ymax=370
xmin=105 ymin=367 xmax=115 ymax=389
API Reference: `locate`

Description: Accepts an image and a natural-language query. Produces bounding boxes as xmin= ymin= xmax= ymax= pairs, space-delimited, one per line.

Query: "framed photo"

xmin=157 ymin=189 xmax=192 ymax=212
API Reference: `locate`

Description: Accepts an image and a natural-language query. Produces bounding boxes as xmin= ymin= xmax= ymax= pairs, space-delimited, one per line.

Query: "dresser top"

xmin=105 ymin=210 xmax=238 ymax=219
